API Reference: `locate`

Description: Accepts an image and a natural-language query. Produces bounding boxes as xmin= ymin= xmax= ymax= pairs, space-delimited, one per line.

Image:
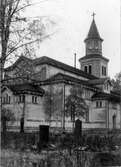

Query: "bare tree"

xmin=112 ymin=72 xmax=121 ymax=92
xmin=1 ymin=107 xmax=15 ymax=133
xmin=43 ymin=85 xmax=63 ymax=127
xmin=0 ymin=0 xmax=58 ymax=120
xmin=0 ymin=0 xmax=57 ymax=80
xmin=65 ymin=86 xmax=88 ymax=130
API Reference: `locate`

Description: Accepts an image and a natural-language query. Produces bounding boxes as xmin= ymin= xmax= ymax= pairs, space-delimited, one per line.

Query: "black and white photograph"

xmin=0 ymin=0 xmax=121 ymax=166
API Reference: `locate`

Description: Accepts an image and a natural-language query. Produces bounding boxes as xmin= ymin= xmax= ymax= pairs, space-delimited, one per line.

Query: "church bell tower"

xmin=79 ymin=13 xmax=109 ymax=78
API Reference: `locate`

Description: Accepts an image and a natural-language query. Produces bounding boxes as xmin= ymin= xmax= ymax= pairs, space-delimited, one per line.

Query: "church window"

xmin=85 ymin=110 xmax=89 ymax=122
xmin=18 ymin=95 xmax=25 ymax=103
xmin=8 ymin=96 xmax=11 ymax=104
xmin=40 ymin=67 xmax=46 ymax=80
xmin=100 ymin=101 xmax=102 ymax=107
xmin=2 ymin=94 xmax=11 ymax=104
xmin=84 ymin=66 xmax=88 ymax=73
xmin=96 ymin=101 xmax=102 ymax=108
xmin=96 ymin=101 xmax=98 ymax=108
xmin=89 ymin=65 xmax=92 ymax=74
xmin=32 ymin=96 xmax=38 ymax=104
xmin=102 ymin=66 xmax=106 ymax=76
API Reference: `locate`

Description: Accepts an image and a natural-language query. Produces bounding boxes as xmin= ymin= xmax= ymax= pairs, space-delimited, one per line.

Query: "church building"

xmin=2 ymin=16 xmax=121 ymax=132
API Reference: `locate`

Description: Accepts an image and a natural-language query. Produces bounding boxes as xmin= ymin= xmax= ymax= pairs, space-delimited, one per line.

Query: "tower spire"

xmin=85 ymin=14 xmax=103 ymax=41
xmin=92 ymin=12 xmax=96 ymax=20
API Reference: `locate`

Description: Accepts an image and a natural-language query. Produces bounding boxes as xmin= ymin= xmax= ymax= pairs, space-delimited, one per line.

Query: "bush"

xmin=1 ymin=132 xmax=38 ymax=150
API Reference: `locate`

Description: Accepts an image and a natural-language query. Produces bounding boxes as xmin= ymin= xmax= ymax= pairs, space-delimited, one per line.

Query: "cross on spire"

xmin=92 ymin=12 xmax=96 ymax=20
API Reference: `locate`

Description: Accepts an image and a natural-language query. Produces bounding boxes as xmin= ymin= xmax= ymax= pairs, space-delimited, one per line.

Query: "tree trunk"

xmin=2 ymin=118 xmax=7 ymax=133
xmin=2 ymin=118 xmax=7 ymax=146
xmin=72 ymin=116 xmax=75 ymax=132
xmin=20 ymin=97 xmax=25 ymax=133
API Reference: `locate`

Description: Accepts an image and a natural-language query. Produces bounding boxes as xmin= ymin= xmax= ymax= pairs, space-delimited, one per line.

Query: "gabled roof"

xmin=85 ymin=18 xmax=103 ymax=41
xmin=44 ymin=73 xmax=89 ymax=85
xmin=42 ymin=73 xmax=99 ymax=90
xmin=79 ymin=54 xmax=109 ymax=62
xmin=5 ymin=56 xmax=98 ymax=80
xmin=33 ymin=56 xmax=97 ymax=79
xmin=5 ymin=56 xmax=33 ymax=71
xmin=88 ymin=77 xmax=111 ymax=85
xmin=3 ymin=83 xmax=44 ymax=96
xmin=92 ymin=91 xmax=120 ymax=102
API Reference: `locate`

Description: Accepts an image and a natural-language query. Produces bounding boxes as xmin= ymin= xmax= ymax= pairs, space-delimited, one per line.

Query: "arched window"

xmin=84 ymin=66 xmax=88 ymax=73
xmin=112 ymin=114 xmax=116 ymax=129
xmin=89 ymin=65 xmax=92 ymax=74
xmin=3 ymin=94 xmax=11 ymax=104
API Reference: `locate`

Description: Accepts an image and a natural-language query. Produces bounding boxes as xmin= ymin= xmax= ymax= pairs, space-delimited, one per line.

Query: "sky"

xmin=25 ymin=0 xmax=121 ymax=78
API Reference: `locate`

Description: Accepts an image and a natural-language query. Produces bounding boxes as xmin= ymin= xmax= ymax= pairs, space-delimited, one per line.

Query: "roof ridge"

xmin=5 ymin=55 xmax=98 ymax=80
xmin=34 ymin=56 xmax=98 ymax=79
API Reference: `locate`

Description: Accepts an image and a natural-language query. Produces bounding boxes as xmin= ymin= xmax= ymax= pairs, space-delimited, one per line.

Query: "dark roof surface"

xmin=33 ymin=56 xmax=97 ymax=79
xmin=85 ymin=19 xmax=103 ymax=41
xmin=43 ymin=73 xmax=99 ymax=90
xmin=5 ymin=56 xmax=33 ymax=71
xmin=5 ymin=56 xmax=98 ymax=80
xmin=88 ymin=78 xmax=110 ymax=85
xmin=92 ymin=91 xmax=120 ymax=102
xmin=79 ymin=54 xmax=109 ymax=62
xmin=5 ymin=83 xmax=44 ymax=95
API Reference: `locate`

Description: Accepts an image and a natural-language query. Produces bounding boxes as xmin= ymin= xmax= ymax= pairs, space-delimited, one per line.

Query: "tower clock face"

xmin=94 ymin=41 xmax=98 ymax=49
xmin=87 ymin=40 xmax=99 ymax=50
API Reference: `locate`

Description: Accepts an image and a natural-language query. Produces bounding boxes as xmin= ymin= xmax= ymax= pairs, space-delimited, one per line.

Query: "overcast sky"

xmin=26 ymin=0 xmax=120 ymax=78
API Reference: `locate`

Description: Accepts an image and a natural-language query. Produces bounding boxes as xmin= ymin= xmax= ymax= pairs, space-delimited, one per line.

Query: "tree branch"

xmin=6 ymin=31 xmax=56 ymax=58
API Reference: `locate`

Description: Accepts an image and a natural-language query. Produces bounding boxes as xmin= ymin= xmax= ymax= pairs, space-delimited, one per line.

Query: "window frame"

xmin=102 ymin=66 xmax=106 ymax=76
xmin=96 ymin=100 xmax=103 ymax=108
xmin=89 ymin=65 xmax=92 ymax=74
xmin=18 ymin=95 xmax=25 ymax=103
xmin=32 ymin=96 xmax=38 ymax=104
xmin=84 ymin=65 xmax=88 ymax=73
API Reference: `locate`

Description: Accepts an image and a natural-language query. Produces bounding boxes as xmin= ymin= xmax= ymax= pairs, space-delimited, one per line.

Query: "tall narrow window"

xmin=84 ymin=66 xmax=88 ymax=73
xmin=96 ymin=101 xmax=99 ymax=108
xmin=102 ymin=66 xmax=106 ymax=76
xmin=96 ymin=101 xmax=102 ymax=108
xmin=85 ymin=110 xmax=89 ymax=122
xmin=41 ymin=67 xmax=46 ymax=80
xmin=2 ymin=94 xmax=11 ymax=104
xmin=18 ymin=95 xmax=25 ymax=103
xmin=8 ymin=96 xmax=11 ymax=104
xmin=32 ymin=96 xmax=38 ymax=104
xmin=89 ymin=65 xmax=92 ymax=74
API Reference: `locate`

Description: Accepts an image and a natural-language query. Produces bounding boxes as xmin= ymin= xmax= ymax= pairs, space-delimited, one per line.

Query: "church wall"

xmin=44 ymin=64 xmax=88 ymax=81
xmin=82 ymin=122 xmax=106 ymax=129
xmin=108 ymin=102 xmax=120 ymax=129
xmin=5 ymin=60 xmax=89 ymax=82
xmin=90 ymin=100 xmax=106 ymax=124
xmin=80 ymin=58 xmax=101 ymax=78
xmin=25 ymin=103 xmax=45 ymax=127
xmin=100 ymin=59 xmax=108 ymax=78
xmin=3 ymin=86 xmax=121 ymax=131
xmin=2 ymin=88 xmax=45 ymax=129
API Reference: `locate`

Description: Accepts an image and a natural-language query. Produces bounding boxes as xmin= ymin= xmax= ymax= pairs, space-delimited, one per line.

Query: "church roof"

xmin=42 ymin=73 xmax=99 ymax=90
xmin=33 ymin=56 xmax=97 ymax=79
xmin=92 ymin=91 xmax=120 ymax=102
xmin=5 ymin=56 xmax=97 ymax=80
xmin=79 ymin=54 xmax=109 ymax=62
xmin=88 ymin=78 xmax=111 ymax=85
xmin=4 ymin=83 xmax=44 ymax=95
xmin=85 ymin=18 xmax=103 ymax=41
